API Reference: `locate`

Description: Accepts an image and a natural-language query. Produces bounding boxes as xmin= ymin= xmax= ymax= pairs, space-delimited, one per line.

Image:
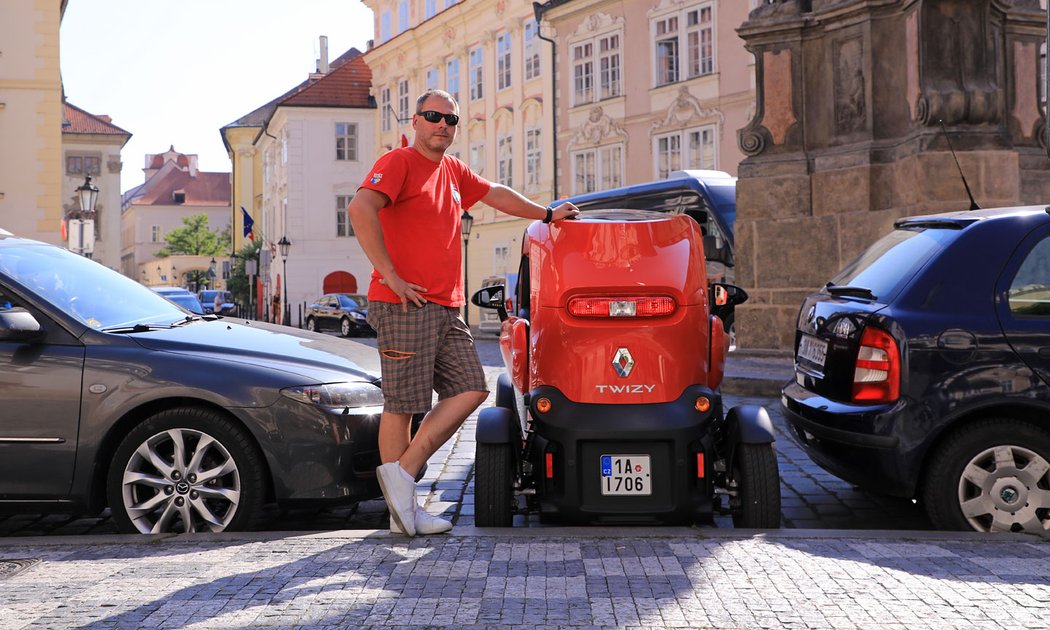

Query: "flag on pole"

xmin=241 ymin=206 xmax=255 ymax=241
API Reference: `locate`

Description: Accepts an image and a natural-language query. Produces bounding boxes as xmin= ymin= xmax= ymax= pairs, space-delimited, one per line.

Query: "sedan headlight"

xmin=280 ymin=382 xmax=384 ymax=412
xmin=349 ymin=311 xmax=366 ymax=320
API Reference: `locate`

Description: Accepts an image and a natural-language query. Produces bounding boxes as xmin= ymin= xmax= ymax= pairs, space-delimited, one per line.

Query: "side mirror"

xmin=471 ymin=284 xmax=508 ymax=322
xmin=711 ymin=283 xmax=748 ymax=309
xmin=703 ymin=233 xmax=732 ymax=265
xmin=0 ymin=308 xmax=44 ymax=342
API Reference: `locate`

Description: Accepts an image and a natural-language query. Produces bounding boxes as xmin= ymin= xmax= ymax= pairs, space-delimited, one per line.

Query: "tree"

xmin=227 ymin=239 xmax=263 ymax=311
xmin=155 ymin=214 xmax=230 ymax=257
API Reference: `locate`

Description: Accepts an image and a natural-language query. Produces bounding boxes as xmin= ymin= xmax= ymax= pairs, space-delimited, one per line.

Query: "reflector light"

xmin=696 ymin=453 xmax=705 ymax=478
xmin=851 ymin=326 xmax=901 ymax=403
xmin=545 ymin=452 xmax=554 ymax=478
xmin=536 ymin=397 xmax=552 ymax=413
xmin=567 ymin=296 xmax=676 ymax=318
xmin=695 ymin=396 xmax=711 ymax=412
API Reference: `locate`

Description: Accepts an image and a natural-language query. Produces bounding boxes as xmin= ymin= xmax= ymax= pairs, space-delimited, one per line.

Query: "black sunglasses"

xmin=417 ymin=110 xmax=460 ymax=126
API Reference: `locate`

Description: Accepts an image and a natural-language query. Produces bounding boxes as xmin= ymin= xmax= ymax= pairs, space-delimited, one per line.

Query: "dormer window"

xmin=172 ymin=190 xmax=186 ymax=204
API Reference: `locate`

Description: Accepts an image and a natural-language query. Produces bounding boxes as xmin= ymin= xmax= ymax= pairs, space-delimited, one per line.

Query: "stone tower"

xmin=735 ymin=0 xmax=1048 ymax=350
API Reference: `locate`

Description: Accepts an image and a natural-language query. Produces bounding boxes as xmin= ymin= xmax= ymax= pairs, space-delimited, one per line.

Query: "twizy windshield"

xmin=0 ymin=243 xmax=190 ymax=330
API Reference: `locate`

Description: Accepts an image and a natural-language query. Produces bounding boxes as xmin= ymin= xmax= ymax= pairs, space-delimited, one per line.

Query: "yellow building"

xmin=362 ymin=0 xmax=555 ymax=328
xmin=0 ymin=0 xmax=66 ymax=240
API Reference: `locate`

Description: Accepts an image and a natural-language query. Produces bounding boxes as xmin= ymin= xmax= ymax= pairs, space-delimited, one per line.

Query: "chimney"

xmin=318 ymin=35 xmax=329 ymax=74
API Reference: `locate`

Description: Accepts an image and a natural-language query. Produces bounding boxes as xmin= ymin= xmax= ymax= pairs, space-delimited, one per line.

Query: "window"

xmin=1009 ymin=236 xmax=1050 ymax=316
xmin=496 ymin=32 xmax=512 ymax=91
xmin=381 ymin=87 xmax=391 ymax=132
xmin=497 ymin=135 xmax=513 ymax=187
xmin=281 ymin=129 xmax=288 ymax=163
xmin=398 ymin=79 xmax=410 ymax=122
xmin=425 ymin=0 xmax=437 ymax=18
xmin=66 ymin=154 xmax=100 ymax=176
xmin=151 ymin=226 xmax=162 ymax=243
xmin=426 ymin=67 xmax=439 ymax=91
xmin=524 ymin=21 xmax=540 ymax=81
xmin=525 ymin=128 xmax=541 ymax=193
xmin=572 ymin=42 xmax=594 ymax=105
xmin=469 ymin=46 xmax=484 ymax=101
xmin=380 ymin=11 xmax=391 ymax=42
xmin=598 ymin=34 xmax=621 ymax=99
xmin=653 ymin=3 xmax=715 ymax=86
xmin=398 ymin=0 xmax=409 ymax=33
xmin=447 ymin=58 xmax=460 ymax=102
xmin=445 ymin=0 xmax=456 ymax=6
xmin=335 ymin=123 xmax=357 ymax=161
xmin=571 ymin=144 xmax=623 ymax=195
xmin=470 ymin=142 xmax=485 ymax=175
xmin=654 ymin=124 xmax=717 ymax=178
xmin=336 ymin=195 xmax=354 ymax=237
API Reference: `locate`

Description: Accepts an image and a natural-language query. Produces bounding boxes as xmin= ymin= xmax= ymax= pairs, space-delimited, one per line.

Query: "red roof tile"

xmin=136 ymin=168 xmax=231 ymax=207
xmin=62 ymin=101 xmax=132 ymax=137
xmin=279 ymin=50 xmax=373 ymax=109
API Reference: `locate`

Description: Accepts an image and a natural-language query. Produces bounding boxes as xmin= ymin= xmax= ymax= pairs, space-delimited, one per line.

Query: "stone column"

xmin=735 ymin=0 xmax=1048 ymax=351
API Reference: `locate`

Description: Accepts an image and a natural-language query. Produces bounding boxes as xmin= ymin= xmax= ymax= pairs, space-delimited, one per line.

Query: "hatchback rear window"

xmin=826 ymin=226 xmax=957 ymax=302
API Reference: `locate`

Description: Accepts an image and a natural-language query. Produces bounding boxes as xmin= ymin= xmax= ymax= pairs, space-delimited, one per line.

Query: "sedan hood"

xmin=128 ymin=319 xmax=382 ymax=383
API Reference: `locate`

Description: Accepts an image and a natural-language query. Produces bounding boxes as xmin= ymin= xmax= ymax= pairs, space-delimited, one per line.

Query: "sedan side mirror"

xmin=0 ymin=308 xmax=44 ymax=342
xmin=471 ymin=284 xmax=508 ymax=322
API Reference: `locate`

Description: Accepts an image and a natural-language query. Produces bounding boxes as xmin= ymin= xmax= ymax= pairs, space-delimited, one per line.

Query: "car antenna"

xmin=939 ymin=119 xmax=980 ymax=211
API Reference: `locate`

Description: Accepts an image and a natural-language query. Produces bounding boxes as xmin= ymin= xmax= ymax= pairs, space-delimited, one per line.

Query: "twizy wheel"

xmin=474 ymin=442 xmax=514 ymax=527
xmin=107 ymin=408 xmax=267 ymax=534
xmin=730 ymin=443 xmax=781 ymax=528
xmin=923 ymin=418 xmax=1050 ymax=534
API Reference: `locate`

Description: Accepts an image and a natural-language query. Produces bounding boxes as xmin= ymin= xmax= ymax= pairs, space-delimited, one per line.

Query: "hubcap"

xmin=957 ymin=444 xmax=1050 ymax=533
xmin=120 ymin=428 xmax=241 ymax=534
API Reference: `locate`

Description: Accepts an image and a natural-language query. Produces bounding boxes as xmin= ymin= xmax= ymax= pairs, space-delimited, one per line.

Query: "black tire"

xmin=305 ymin=317 xmax=317 ymax=332
xmin=340 ymin=317 xmax=352 ymax=337
xmin=475 ymin=442 xmax=514 ymax=527
xmin=730 ymin=443 xmax=781 ymax=528
xmin=106 ymin=408 xmax=267 ymax=534
xmin=922 ymin=418 xmax=1050 ymax=534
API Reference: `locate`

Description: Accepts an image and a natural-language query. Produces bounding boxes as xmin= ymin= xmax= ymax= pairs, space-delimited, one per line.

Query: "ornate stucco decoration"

xmin=570 ymin=12 xmax=624 ymax=38
xmin=442 ymin=26 xmax=456 ymax=50
xmin=650 ymin=86 xmax=725 ymax=135
xmin=568 ymin=106 xmax=628 ymax=148
xmin=496 ymin=0 xmax=508 ymax=19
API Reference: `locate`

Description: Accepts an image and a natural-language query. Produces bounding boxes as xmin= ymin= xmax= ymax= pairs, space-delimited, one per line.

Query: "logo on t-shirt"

xmin=451 ymin=185 xmax=461 ymax=205
xmin=370 ymin=173 xmax=383 ymax=185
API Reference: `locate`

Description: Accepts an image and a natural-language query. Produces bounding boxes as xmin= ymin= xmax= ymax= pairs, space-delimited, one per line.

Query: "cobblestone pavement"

xmin=0 ymin=338 xmax=929 ymax=538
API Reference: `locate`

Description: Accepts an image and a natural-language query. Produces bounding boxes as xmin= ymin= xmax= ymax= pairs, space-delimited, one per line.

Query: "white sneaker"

xmin=376 ymin=462 xmax=416 ymax=536
xmin=390 ymin=505 xmax=453 ymax=535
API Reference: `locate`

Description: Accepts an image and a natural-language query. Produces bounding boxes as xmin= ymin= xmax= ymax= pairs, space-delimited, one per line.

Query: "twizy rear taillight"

xmin=567 ymin=296 xmax=676 ymax=318
xmin=851 ymin=326 xmax=900 ymax=403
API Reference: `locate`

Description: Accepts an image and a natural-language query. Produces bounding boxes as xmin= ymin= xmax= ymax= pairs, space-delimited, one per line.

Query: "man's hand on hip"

xmin=380 ymin=275 xmax=428 ymax=311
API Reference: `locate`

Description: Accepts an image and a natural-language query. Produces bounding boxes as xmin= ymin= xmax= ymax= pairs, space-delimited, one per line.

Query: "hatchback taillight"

xmin=851 ymin=326 xmax=900 ymax=403
xmin=567 ymin=296 xmax=676 ymax=318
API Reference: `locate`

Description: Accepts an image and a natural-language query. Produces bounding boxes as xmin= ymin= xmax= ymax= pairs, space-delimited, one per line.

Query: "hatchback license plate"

xmin=798 ymin=334 xmax=828 ymax=368
xmin=600 ymin=454 xmax=652 ymax=496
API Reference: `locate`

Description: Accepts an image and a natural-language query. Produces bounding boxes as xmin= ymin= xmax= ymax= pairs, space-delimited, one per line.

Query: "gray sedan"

xmin=0 ymin=231 xmax=391 ymax=534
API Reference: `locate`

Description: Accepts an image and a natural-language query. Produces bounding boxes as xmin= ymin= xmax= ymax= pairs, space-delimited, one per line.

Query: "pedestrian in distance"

xmin=348 ymin=88 xmax=579 ymax=536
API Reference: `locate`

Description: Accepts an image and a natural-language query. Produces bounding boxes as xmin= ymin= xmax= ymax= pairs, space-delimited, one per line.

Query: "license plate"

xmin=798 ymin=334 xmax=828 ymax=368
xmin=600 ymin=454 xmax=652 ymax=496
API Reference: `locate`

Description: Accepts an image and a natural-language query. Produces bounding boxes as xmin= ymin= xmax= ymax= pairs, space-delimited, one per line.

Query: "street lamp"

xmin=278 ymin=236 xmax=291 ymax=325
xmin=461 ymin=211 xmax=474 ymax=328
xmin=71 ymin=175 xmax=99 ymax=258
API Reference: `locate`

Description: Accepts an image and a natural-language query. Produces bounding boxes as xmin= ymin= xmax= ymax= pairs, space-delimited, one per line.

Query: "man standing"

xmin=349 ymin=89 xmax=578 ymax=536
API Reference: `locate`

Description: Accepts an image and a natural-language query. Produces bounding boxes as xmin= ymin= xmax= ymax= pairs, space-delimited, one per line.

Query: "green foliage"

xmin=227 ymin=239 xmax=263 ymax=309
xmin=155 ymin=214 xmax=231 ymax=257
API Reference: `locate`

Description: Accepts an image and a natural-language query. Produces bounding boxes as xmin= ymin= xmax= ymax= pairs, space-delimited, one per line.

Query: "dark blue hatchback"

xmin=782 ymin=206 xmax=1050 ymax=535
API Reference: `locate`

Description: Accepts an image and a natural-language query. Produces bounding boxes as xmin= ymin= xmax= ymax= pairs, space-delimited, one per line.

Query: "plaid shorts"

xmin=366 ymin=301 xmax=488 ymax=414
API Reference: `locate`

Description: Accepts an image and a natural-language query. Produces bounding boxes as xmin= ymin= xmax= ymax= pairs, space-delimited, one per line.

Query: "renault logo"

xmin=612 ymin=347 xmax=634 ymax=378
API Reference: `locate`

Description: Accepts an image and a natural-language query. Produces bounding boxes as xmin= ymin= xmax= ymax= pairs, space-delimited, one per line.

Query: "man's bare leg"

xmin=379 ymin=389 xmax=488 ymax=477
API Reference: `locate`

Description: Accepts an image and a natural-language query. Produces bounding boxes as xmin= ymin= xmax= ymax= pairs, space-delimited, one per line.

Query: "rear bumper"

xmin=780 ymin=381 xmax=915 ymax=497
xmin=527 ymin=385 xmax=721 ymax=524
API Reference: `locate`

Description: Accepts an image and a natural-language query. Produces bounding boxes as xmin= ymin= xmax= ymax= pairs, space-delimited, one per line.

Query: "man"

xmin=349 ymin=89 xmax=579 ymax=536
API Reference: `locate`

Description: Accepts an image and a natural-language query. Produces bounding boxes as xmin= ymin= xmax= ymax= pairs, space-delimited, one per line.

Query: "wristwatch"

xmin=543 ymin=208 xmax=553 ymax=224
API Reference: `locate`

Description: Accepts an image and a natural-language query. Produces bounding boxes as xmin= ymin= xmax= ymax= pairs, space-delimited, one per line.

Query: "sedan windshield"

xmin=0 ymin=244 xmax=187 ymax=330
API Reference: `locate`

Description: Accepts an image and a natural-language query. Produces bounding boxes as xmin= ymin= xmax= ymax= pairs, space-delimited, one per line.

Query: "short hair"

xmin=415 ymin=89 xmax=457 ymax=113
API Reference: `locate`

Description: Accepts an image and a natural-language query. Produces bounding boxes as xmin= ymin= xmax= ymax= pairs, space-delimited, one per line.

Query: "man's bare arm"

xmin=347 ymin=188 xmax=427 ymax=309
xmin=480 ymin=183 xmax=580 ymax=222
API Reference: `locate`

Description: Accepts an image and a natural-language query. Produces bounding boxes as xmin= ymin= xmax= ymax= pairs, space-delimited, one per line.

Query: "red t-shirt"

xmin=358 ymin=147 xmax=490 ymax=307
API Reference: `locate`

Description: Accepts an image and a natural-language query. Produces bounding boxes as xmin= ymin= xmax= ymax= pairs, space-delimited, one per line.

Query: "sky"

xmin=60 ymin=0 xmax=376 ymax=193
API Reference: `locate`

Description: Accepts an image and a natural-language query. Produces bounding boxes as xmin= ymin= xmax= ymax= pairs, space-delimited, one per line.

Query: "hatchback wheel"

xmin=729 ymin=443 xmax=781 ymax=528
xmin=923 ymin=418 xmax=1050 ymax=534
xmin=340 ymin=317 xmax=352 ymax=337
xmin=107 ymin=408 xmax=267 ymax=534
xmin=306 ymin=317 xmax=317 ymax=332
